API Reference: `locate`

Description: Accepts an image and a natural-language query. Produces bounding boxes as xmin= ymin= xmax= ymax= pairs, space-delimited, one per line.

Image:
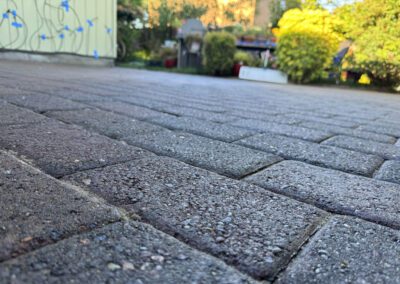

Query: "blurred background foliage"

xmin=117 ymin=0 xmax=400 ymax=89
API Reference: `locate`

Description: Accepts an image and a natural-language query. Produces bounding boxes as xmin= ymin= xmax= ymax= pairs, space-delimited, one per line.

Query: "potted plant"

xmin=233 ymin=51 xmax=254 ymax=76
xmin=160 ymin=47 xmax=178 ymax=68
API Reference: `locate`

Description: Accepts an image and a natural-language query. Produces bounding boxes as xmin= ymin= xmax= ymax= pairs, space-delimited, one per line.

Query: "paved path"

xmin=1 ymin=61 xmax=400 ymax=283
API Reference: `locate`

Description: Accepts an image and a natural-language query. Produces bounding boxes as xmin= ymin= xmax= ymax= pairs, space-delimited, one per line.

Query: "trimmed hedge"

xmin=202 ymin=32 xmax=236 ymax=75
xmin=277 ymin=31 xmax=334 ymax=83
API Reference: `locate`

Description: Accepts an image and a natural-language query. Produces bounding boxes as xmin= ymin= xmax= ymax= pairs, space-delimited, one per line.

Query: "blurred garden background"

xmin=116 ymin=0 xmax=400 ymax=91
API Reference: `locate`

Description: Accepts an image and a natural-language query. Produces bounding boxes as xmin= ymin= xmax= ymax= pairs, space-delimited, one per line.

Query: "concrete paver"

xmin=374 ymin=160 xmax=400 ymax=184
xmin=230 ymin=119 xmax=332 ymax=142
xmin=87 ymin=100 xmax=166 ymax=120
xmin=236 ymin=133 xmax=383 ymax=176
xmin=323 ymin=135 xmax=400 ymax=160
xmin=300 ymin=120 xmax=397 ymax=143
xmin=358 ymin=124 xmax=400 ymax=137
xmin=148 ymin=114 xmax=258 ymax=142
xmin=124 ymin=130 xmax=282 ymax=178
xmin=47 ymin=108 xmax=165 ymax=140
xmin=63 ymin=156 xmax=326 ymax=280
xmin=0 ymin=93 xmax=88 ymax=112
xmin=245 ymin=160 xmax=400 ymax=228
xmin=277 ymin=216 xmax=400 ymax=284
xmin=0 ymin=151 xmax=121 ymax=262
xmin=0 ymin=120 xmax=151 ymax=177
xmin=0 ymin=222 xmax=255 ymax=284
xmin=0 ymin=101 xmax=45 ymax=126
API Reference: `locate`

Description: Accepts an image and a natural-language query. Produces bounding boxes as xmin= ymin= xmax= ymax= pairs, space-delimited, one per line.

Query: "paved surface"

xmin=1 ymin=61 xmax=400 ymax=283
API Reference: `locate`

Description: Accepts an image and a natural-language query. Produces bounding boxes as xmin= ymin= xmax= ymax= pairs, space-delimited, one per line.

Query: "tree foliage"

xmin=117 ymin=0 xmax=145 ymax=60
xmin=270 ymin=0 xmax=302 ymax=27
xmin=335 ymin=0 xmax=400 ymax=86
xmin=148 ymin=0 xmax=256 ymax=27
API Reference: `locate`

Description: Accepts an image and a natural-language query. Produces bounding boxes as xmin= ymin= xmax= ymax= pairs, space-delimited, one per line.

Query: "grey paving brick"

xmin=0 ymin=120 xmax=151 ymax=177
xmin=126 ymin=130 xmax=281 ymax=178
xmin=286 ymin=110 xmax=335 ymax=118
xmin=230 ymin=110 xmax=300 ymax=125
xmin=143 ymin=103 xmax=238 ymax=123
xmin=47 ymin=108 xmax=165 ymax=141
xmin=230 ymin=108 xmax=284 ymax=119
xmin=278 ymin=216 xmax=400 ymax=284
xmin=148 ymin=114 xmax=257 ymax=142
xmin=236 ymin=134 xmax=383 ymax=176
xmin=0 ymin=101 xmax=45 ymax=126
xmin=116 ymin=95 xmax=177 ymax=111
xmin=300 ymin=121 xmax=397 ymax=143
xmin=245 ymin=160 xmax=400 ymax=228
xmin=63 ymin=157 xmax=326 ymax=280
xmin=51 ymin=89 xmax=116 ymax=102
xmin=0 ymin=93 xmax=88 ymax=112
xmin=323 ymin=135 xmax=400 ymax=160
xmin=230 ymin=119 xmax=332 ymax=142
xmin=173 ymin=101 xmax=227 ymax=113
xmin=281 ymin=113 xmax=360 ymax=128
xmin=358 ymin=124 xmax=400 ymax=137
xmin=86 ymin=100 xmax=165 ymax=120
xmin=374 ymin=160 xmax=400 ymax=184
xmin=0 ymin=152 xmax=121 ymax=261
xmin=0 ymin=221 xmax=255 ymax=284
xmin=397 ymin=139 xmax=400 ymax=147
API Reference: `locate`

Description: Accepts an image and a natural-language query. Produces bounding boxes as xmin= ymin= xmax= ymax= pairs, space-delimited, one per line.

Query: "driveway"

xmin=1 ymin=61 xmax=400 ymax=283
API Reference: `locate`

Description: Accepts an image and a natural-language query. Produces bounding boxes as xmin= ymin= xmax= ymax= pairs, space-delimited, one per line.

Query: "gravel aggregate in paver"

xmin=86 ymin=100 xmax=165 ymax=120
xmin=0 ymin=120 xmax=151 ymax=177
xmin=358 ymin=124 xmax=400 ymax=137
xmin=0 ymin=221 xmax=256 ymax=284
xmin=300 ymin=121 xmax=397 ymax=143
xmin=230 ymin=119 xmax=332 ymax=142
xmin=0 ymin=93 xmax=88 ymax=112
xmin=245 ymin=160 xmax=400 ymax=228
xmin=374 ymin=160 xmax=400 ymax=184
xmin=236 ymin=133 xmax=383 ymax=176
xmin=277 ymin=216 xmax=400 ymax=284
xmin=0 ymin=101 xmax=45 ymax=125
xmin=323 ymin=135 xmax=400 ymax=160
xmin=125 ymin=130 xmax=282 ymax=178
xmin=158 ymin=105 xmax=239 ymax=123
xmin=0 ymin=151 xmax=121 ymax=261
xmin=63 ymin=156 xmax=326 ymax=280
xmin=281 ymin=113 xmax=360 ymax=128
xmin=148 ymin=114 xmax=257 ymax=142
xmin=47 ymin=108 xmax=165 ymax=140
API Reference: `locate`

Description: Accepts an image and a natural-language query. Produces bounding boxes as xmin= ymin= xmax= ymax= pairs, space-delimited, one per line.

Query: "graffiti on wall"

xmin=0 ymin=0 xmax=116 ymax=58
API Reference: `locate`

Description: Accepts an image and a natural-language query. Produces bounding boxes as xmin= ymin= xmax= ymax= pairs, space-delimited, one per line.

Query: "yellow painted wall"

xmin=0 ymin=0 xmax=117 ymax=58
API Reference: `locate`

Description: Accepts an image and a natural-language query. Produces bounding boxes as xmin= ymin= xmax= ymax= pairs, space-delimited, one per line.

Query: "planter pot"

xmin=147 ymin=60 xmax=163 ymax=67
xmin=239 ymin=66 xmax=288 ymax=84
xmin=232 ymin=63 xmax=242 ymax=77
xmin=164 ymin=58 xmax=177 ymax=68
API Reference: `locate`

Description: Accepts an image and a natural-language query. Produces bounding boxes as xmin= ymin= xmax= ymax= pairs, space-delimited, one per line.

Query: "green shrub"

xmin=234 ymin=51 xmax=255 ymax=66
xmin=276 ymin=31 xmax=335 ymax=83
xmin=202 ymin=32 xmax=237 ymax=75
